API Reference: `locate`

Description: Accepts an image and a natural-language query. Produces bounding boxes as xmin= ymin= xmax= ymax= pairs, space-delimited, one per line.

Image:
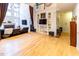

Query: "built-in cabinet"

xmin=38 ymin=12 xmax=48 ymax=34
xmin=34 ymin=3 xmax=56 ymax=36
xmin=36 ymin=12 xmax=52 ymax=35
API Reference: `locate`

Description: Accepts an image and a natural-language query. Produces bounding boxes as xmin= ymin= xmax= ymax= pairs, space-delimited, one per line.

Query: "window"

xmin=6 ymin=11 xmax=11 ymax=16
xmin=14 ymin=12 xmax=19 ymax=17
xmin=4 ymin=3 xmax=20 ymax=24
xmin=8 ymin=3 xmax=13 ymax=10
xmin=3 ymin=3 xmax=31 ymax=29
xmin=14 ymin=3 xmax=20 ymax=8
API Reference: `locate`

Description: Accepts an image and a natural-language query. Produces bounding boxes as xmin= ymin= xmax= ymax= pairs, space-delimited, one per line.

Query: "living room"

xmin=0 ymin=3 xmax=33 ymax=39
xmin=0 ymin=3 xmax=79 ymax=56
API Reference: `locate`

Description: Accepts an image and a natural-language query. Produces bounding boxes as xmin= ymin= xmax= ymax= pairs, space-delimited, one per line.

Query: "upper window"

xmin=6 ymin=11 xmax=11 ymax=16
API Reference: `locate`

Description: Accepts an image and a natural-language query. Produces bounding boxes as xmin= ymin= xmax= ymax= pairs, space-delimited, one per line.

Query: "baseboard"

xmin=62 ymin=32 xmax=70 ymax=35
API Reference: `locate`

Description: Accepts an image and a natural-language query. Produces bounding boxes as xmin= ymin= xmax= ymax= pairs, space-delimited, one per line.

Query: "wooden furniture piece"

xmin=70 ymin=21 xmax=77 ymax=47
xmin=56 ymin=27 xmax=62 ymax=37
xmin=49 ymin=31 xmax=54 ymax=36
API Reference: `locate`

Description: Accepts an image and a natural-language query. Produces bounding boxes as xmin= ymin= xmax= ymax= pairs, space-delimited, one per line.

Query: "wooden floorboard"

xmin=0 ymin=32 xmax=79 ymax=56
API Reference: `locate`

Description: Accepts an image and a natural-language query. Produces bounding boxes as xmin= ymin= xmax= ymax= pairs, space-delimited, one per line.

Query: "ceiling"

xmin=28 ymin=3 xmax=76 ymax=12
xmin=56 ymin=3 xmax=76 ymax=12
xmin=28 ymin=3 xmax=35 ymax=7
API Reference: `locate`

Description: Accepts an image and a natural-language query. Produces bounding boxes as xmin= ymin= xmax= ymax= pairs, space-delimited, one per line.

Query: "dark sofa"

xmin=0 ymin=27 xmax=28 ymax=39
xmin=11 ymin=27 xmax=28 ymax=36
xmin=20 ymin=28 xmax=28 ymax=34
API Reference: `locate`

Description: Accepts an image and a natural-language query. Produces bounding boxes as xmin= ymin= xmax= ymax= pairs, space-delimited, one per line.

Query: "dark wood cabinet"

xmin=70 ymin=21 xmax=77 ymax=47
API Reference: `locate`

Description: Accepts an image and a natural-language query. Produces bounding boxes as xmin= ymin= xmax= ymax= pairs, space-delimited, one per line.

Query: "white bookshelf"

xmin=34 ymin=3 xmax=57 ymax=36
xmin=36 ymin=13 xmax=51 ymax=35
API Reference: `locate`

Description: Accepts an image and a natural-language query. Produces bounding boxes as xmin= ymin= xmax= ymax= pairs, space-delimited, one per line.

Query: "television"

xmin=22 ymin=20 xmax=27 ymax=25
xmin=39 ymin=19 xmax=47 ymax=24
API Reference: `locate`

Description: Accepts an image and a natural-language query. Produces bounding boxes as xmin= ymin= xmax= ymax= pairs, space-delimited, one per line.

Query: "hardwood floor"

xmin=0 ymin=32 xmax=79 ymax=56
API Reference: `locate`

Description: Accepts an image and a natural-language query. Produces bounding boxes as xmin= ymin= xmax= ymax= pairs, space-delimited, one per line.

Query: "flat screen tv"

xmin=39 ymin=19 xmax=47 ymax=24
xmin=22 ymin=20 xmax=27 ymax=25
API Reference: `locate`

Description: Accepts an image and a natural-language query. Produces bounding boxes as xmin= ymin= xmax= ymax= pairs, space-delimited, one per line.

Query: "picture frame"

xmin=40 ymin=13 xmax=46 ymax=18
xmin=48 ymin=13 xmax=51 ymax=18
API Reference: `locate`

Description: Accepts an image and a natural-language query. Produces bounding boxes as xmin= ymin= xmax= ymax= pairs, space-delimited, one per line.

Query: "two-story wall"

xmin=33 ymin=4 xmax=57 ymax=36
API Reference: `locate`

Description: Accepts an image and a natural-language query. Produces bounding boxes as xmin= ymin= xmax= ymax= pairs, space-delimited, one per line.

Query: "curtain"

xmin=29 ymin=6 xmax=34 ymax=26
xmin=0 ymin=3 xmax=8 ymax=26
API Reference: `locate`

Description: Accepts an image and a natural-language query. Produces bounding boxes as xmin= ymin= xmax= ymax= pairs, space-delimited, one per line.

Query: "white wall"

xmin=73 ymin=4 xmax=79 ymax=49
xmin=57 ymin=12 xmax=72 ymax=33
xmin=20 ymin=4 xmax=31 ymax=29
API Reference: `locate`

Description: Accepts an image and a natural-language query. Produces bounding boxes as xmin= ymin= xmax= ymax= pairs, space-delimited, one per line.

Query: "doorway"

xmin=56 ymin=11 xmax=73 ymax=36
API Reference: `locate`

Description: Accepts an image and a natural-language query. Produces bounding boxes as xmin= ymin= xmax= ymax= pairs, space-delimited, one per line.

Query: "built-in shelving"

xmin=34 ymin=3 xmax=57 ymax=36
xmin=35 ymin=4 xmax=52 ymax=35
